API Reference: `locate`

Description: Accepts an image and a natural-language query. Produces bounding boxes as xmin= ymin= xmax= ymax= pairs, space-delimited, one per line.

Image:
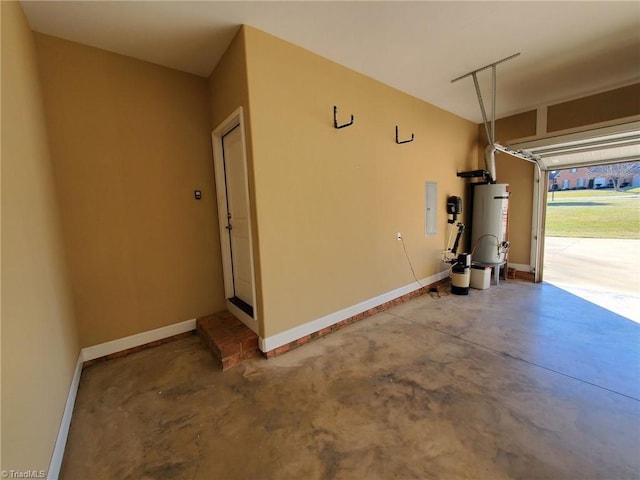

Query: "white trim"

xmin=48 ymin=318 xmax=198 ymax=479
xmin=530 ymin=166 xmax=543 ymax=279
xmin=81 ymin=318 xmax=196 ymax=362
xmin=536 ymin=106 xmax=548 ymax=136
xmin=506 ymin=115 xmax=640 ymax=149
xmin=259 ymin=270 xmax=449 ymax=352
xmin=227 ymin=300 xmax=258 ymax=334
xmin=509 ymin=119 xmax=640 ymax=154
xmin=212 ymin=109 xmax=244 ymax=302
xmin=545 ymin=79 xmax=640 ymax=110
xmin=211 ymin=107 xmax=259 ymax=332
xmin=509 ymin=263 xmax=531 ymax=272
xmin=48 ymin=353 xmax=83 ymax=480
xmin=495 ymin=80 xmax=640 ymax=126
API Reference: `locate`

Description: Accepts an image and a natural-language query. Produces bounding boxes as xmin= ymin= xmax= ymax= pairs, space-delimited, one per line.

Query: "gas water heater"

xmin=471 ymin=183 xmax=510 ymax=265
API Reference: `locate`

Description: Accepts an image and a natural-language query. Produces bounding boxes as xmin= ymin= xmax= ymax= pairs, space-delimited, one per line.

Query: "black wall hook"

xmin=334 ymin=106 xmax=354 ymax=129
xmin=396 ymin=125 xmax=414 ymax=144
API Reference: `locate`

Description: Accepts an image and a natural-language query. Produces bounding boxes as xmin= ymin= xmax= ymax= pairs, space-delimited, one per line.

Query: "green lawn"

xmin=546 ymin=190 xmax=640 ymax=239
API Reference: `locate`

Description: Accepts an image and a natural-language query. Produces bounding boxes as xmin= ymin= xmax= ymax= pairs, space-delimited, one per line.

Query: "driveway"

xmin=543 ymin=237 xmax=640 ymax=323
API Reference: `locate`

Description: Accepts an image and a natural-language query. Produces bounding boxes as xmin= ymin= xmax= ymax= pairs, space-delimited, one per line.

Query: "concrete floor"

xmin=61 ymin=281 xmax=640 ymax=479
xmin=544 ymin=237 xmax=640 ymax=323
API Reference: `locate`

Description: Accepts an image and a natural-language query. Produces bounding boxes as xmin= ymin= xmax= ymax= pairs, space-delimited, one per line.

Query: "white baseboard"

xmin=48 ymin=275 xmax=453 ymax=474
xmin=48 ymin=353 xmax=83 ymax=480
xmin=48 ymin=318 xmax=198 ymax=478
xmin=509 ymin=263 xmax=531 ymax=272
xmin=259 ymin=270 xmax=449 ymax=352
xmin=81 ymin=318 xmax=196 ymax=362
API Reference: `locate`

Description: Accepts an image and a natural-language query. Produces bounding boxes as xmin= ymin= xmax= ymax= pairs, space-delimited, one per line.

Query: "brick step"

xmin=196 ymin=311 xmax=259 ymax=370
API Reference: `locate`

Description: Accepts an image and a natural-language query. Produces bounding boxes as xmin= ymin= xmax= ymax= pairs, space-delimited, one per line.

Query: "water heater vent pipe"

xmin=485 ymin=144 xmax=497 ymax=183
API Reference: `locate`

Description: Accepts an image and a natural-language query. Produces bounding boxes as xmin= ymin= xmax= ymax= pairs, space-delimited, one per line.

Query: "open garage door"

xmin=508 ymin=119 xmax=640 ymax=280
xmin=508 ymin=121 xmax=640 ymax=321
xmin=512 ymin=120 xmax=640 ymax=171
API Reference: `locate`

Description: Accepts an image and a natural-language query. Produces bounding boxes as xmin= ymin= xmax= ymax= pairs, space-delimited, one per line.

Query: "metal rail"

xmin=451 ymin=53 xmax=521 ymax=146
xmin=450 ymin=53 xmax=521 ymax=84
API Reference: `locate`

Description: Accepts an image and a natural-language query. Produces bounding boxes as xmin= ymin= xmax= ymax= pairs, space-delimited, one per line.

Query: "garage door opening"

xmin=508 ymin=121 xmax=640 ymax=322
xmin=543 ymin=163 xmax=640 ymax=323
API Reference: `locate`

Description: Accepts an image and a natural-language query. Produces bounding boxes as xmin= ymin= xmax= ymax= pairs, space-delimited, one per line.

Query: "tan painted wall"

xmin=548 ymin=83 xmax=640 ymax=132
xmin=209 ymin=27 xmax=251 ymax=131
xmin=1 ymin=2 xmax=79 ymax=471
xmin=34 ymin=34 xmax=225 ymax=347
xmin=243 ymin=27 xmax=478 ymax=337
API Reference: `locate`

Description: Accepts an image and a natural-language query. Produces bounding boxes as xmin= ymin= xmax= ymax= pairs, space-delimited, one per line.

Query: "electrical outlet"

xmin=397 ymin=232 xmax=402 ymax=240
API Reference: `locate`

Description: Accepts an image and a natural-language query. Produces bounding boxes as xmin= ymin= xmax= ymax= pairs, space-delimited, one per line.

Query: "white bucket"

xmin=451 ymin=269 xmax=470 ymax=295
xmin=470 ymin=265 xmax=491 ymax=290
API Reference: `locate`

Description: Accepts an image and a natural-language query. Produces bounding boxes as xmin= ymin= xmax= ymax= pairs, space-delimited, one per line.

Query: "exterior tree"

xmin=586 ymin=162 xmax=640 ymax=191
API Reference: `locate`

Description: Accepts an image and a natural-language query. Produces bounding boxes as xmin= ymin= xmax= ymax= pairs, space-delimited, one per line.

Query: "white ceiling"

xmin=20 ymin=1 xmax=640 ymax=123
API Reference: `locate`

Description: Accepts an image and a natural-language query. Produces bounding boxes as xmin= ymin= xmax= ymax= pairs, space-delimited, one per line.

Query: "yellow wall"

xmin=548 ymin=83 xmax=640 ymax=132
xmin=209 ymin=27 xmax=251 ymax=131
xmin=243 ymin=27 xmax=478 ymax=338
xmin=34 ymin=34 xmax=225 ymax=347
xmin=1 ymin=2 xmax=79 ymax=471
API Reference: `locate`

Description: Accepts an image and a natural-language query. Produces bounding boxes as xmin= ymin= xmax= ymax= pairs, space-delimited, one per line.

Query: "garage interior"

xmin=2 ymin=1 xmax=639 ymax=478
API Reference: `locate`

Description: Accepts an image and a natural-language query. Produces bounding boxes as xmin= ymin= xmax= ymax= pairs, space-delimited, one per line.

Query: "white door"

xmin=212 ymin=108 xmax=257 ymax=333
xmin=221 ymin=126 xmax=254 ymax=311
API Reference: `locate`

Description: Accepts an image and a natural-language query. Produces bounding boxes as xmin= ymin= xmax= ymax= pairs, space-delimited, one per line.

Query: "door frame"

xmin=211 ymin=107 xmax=258 ymax=333
xmin=531 ymin=167 xmax=547 ymax=282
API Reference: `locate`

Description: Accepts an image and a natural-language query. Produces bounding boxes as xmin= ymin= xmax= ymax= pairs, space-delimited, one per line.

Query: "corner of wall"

xmin=1 ymin=0 xmax=81 ymax=474
xmin=34 ymin=31 xmax=223 ymax=348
